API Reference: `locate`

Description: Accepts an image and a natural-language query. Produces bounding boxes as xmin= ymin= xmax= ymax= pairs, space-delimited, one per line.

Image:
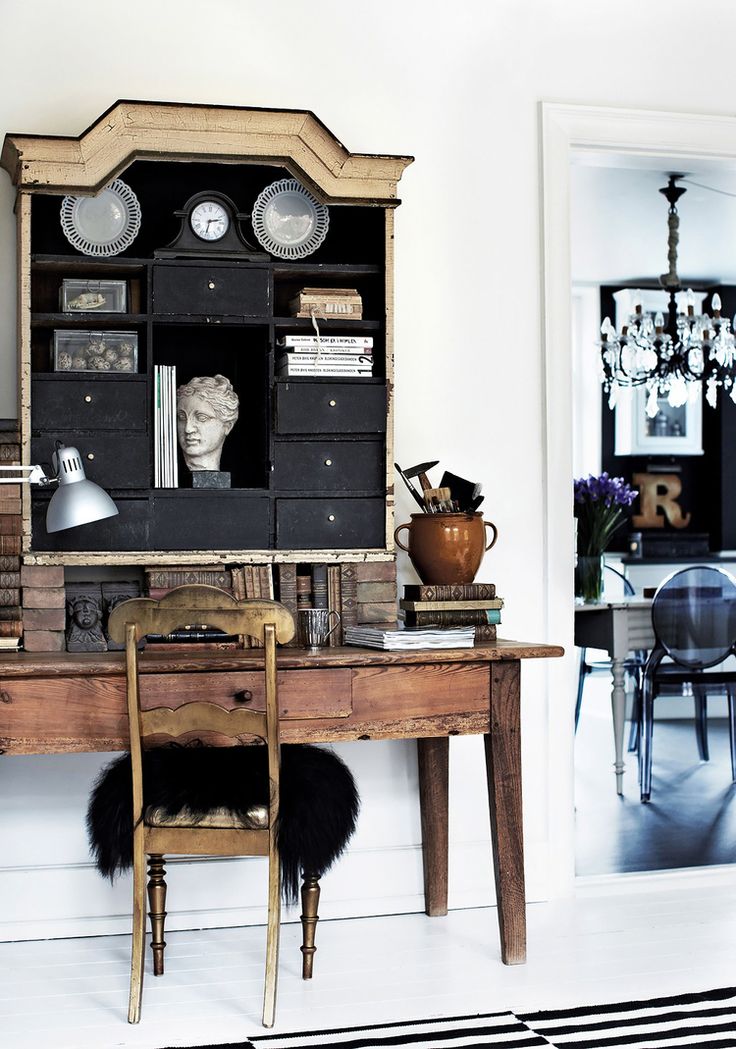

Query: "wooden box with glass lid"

xmin=0 ymin=101 xmax=413 ymax=564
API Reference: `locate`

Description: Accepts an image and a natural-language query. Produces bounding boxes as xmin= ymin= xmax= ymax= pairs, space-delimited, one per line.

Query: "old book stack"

xmin=276 ymin=335 xmax=373 ymax=377
xmin=0 ymin=426 xmax=22 ymax=651
xmin=289 ymin=287 xmax=363 ymax=320
xmin=400 ymin=582 xmax=503 ymax=644
xmin=21 ymin=566 xmax=66 ymax=652
xmin=143 ymin=566 xmax=237 ymax=650
xmin=231 ymin=565 xmax=274 ymax=648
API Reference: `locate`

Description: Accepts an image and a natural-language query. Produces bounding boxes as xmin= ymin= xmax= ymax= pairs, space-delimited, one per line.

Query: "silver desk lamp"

xmin=0 ymin=444 xmax=118 ymax=532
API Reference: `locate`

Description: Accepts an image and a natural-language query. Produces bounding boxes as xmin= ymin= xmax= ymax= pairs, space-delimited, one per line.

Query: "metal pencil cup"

xmin=298 ymin=608 xmax=341 ymax=650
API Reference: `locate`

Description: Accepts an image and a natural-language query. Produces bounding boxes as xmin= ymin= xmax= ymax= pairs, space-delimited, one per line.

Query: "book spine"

xmin=278 ymin=336 xmax=373 ymax=349
xmin=0 ymin=607 xmax=22 ymax=624
xmin=0 ymin=554 xmax=20 ymax=572
xmin=0 ymin=517 xmax=22 ymax=536
xmin=243 ymin=566 xmax=263 ymax=647
xmin=0 ymin=588 xmax=21 ymax=606
xmin=0 ymin=443 xmax=21 ymax=462
xmin=231 ymin=566 xmax=250 ymax=649
xmin=339 ymin=564 xmax=358 ymax=629
xmin=399 ymin=598 xmax=504 ymax=612
xmin=473 ymin=623 xmax=498 ymax=643
xmin=0 ymin=572 xmax=20 ymax=589
xmin=145 ymin=569 xmax=233 ymax=588
xmin=296 ymin=572 xmax=312 ymax=610
xmin=0 ymin=495 xmax=21 ymax=516
xmin=327 ymin=564 xmax=342 ymax=645
xmin=277 ymin=366 xmax=372 ymax=376
xmin=404 ymin=608 xmax=502 ymax=627
xmin=311 ymin=564 xmax=328 ymax=609
xmin=0 ymin=536 xmax=20 ymax=555
xmin=0 ymin=621 xmax=22 ymax=637
xmin=403 ymin=583 xmax=497 ymax=600
xmin=278 ymin=353 xmax=373 ymax=364
xmin=258 ymin=564 xmax=274 ymax=600
xmin=277 ymin=563 xmax=298 ymax=646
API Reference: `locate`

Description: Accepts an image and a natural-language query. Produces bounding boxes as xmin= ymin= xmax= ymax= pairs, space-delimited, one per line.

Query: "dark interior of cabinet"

xmin=27 ymin=157 xmax=389 ymax=553
xmin=153 ymin=323 xmax=270 ymax=489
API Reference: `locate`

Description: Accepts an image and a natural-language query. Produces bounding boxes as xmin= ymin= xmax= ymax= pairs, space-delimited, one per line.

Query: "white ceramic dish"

xmin=251 ymin=178 xmax=329 ymax=259
xmin=60 ymin=179 xmax=141 ymax=257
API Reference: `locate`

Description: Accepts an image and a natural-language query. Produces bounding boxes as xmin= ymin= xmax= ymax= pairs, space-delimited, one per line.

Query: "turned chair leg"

xmin=147 ymin=854 xmax=167 ymax=977
xmin=300 ymin=871 xmax=321 ymax=979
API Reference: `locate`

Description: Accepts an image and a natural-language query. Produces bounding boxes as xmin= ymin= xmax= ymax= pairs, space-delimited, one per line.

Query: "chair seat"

xmin=145 ymin=803 xmax=269 ymax=829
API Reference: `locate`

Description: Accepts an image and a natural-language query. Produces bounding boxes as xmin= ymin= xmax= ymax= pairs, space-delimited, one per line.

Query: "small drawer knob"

xmin=86 ymin=452 xmax=95 ymax=461
xmin=84 ymin=395 xmax=92 ymax=403
xmin=324 ymin=458 xmax=333 ymax=467
xmin=328 ymin=399 xmax=337 ymax=407
xmin=234 ymin=689 xmax=253 ymax=703
xmin=328 ymin=514 xmax=336 ymax=522
xmin=208 ymin=280 xmax=216 ymax=290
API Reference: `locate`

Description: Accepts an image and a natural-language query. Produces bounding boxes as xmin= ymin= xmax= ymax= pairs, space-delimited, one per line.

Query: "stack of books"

xmin=289 ymin=287 xmax=362 ymax=320
xmin=276 ymin=335 xmax=373 ymax=377
xmin=153 ymin=364 xmax=178 ymax=488
xmin=399 ymin=583 xmax=503 ymax=643
xmin=0 ymin=426 xmax=22 ymax=651
xmin=344 ymin=624 xmax=475 ymax=650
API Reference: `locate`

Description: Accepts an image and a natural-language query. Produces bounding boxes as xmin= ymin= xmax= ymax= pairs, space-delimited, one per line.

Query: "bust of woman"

xmin=176 ymin=374 xmax=239 ymax=473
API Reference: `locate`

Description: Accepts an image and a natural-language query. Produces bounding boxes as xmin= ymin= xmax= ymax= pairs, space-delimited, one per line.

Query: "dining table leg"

xmin=611 ymin=657 xmax=627 ymax=795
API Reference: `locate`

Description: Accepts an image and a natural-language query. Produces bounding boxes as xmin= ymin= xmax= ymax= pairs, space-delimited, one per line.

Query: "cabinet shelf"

xmin=273 ymin=316 xmax=381 ymax=330
xmin=32 ymin=255 xmax=149 ymax=274
xmin=31 ymin=313 xmax=147 ymax=329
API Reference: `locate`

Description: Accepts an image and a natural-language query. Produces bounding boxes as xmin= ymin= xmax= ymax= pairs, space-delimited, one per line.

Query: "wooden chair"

xmin=106 ymin=584 xmax=295 ymax=1027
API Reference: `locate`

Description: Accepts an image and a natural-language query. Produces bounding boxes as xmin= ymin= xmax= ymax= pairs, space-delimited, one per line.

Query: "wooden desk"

xmin=574 ymin=599 xmax=654 ymax=795
xmin=0 ymin=639 xmax=562 ymax=965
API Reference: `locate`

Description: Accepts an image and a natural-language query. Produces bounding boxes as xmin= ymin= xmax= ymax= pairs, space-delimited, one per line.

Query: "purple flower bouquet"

xmin=574 ymin=474 xmax=637 ymax=601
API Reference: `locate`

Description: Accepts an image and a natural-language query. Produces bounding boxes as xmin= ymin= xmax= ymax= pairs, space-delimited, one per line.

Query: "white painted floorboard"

xmin=1 ymin=880 xmax=736 ymax=1049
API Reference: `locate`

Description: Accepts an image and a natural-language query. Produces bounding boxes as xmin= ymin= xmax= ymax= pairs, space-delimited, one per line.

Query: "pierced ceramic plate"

xmin=251 ymin=178 xmax=329 ymax=259
xmin=60 ymin=179 xmax=142 ymax=257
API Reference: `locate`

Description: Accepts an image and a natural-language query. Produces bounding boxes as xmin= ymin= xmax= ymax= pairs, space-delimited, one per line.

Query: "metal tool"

xmin=394 ymin=462 xmax=426 ymax=510
xmin=404 ymin=460 xmax=439 ymax=493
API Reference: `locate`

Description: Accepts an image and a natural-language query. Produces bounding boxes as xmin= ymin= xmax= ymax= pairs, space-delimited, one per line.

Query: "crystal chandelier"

xmin=599 ymin=175 xmax=736 ymax=416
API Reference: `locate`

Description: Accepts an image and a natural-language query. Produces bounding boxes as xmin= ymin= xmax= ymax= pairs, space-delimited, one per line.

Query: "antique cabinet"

xmin=0 ymin=101 xmax=413 ymax=565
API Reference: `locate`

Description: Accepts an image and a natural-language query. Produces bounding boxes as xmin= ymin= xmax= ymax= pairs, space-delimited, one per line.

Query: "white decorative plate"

xmin=251 ymin=178 xmax=329 ymax=259
xmin=60 ymin=179 xmax=142 ymax=257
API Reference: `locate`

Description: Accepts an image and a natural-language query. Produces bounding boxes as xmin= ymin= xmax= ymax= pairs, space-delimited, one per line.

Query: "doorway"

xmin=541 ymin=103 xmax=736 ymax=879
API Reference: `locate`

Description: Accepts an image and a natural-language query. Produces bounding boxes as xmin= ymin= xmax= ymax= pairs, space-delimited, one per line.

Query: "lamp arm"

xmin=0 ymin=464 xmax=55 ymax=486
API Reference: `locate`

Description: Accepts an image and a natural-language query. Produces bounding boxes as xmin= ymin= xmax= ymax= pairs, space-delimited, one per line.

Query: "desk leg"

xmin=484 ymin=661 xmax=526 ymax=965
xmin=611 ymin=658 xmax=626 ymax=796
xmin=417 ymin=737 xmax=449 ymax=916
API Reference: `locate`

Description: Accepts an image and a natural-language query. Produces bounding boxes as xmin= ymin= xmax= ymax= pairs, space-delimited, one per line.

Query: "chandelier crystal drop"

xmin=599 ymin=176 xmax=736 ymax=415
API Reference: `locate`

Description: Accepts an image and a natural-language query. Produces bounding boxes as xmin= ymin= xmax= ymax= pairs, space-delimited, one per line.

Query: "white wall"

xmin=3 ymin=0 xmax=736 ymax=940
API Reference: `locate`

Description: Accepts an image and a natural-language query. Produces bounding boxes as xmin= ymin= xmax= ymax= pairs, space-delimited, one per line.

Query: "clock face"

xmin=190 ymin=200 xmax=230 ymax=241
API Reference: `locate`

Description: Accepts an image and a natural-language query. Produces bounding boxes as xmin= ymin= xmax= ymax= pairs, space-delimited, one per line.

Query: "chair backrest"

xmin=604 ymin=564 xmax=636 ymax=597
xmin=107 ymin=584 xmax=296 ymax=830
xmin=651 ymin=565 xmax=736 ymax=669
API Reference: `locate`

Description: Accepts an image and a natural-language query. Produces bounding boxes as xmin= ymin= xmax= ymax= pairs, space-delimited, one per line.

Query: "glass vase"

xmin=575 ymin=554 xmax=604 ymax=603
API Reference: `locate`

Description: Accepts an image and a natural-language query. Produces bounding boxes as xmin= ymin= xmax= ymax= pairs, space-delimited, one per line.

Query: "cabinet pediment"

xmin=1 ymin=100 xmax=413 ymax=204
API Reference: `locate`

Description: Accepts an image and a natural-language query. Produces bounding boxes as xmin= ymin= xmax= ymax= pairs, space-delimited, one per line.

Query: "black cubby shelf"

xmin=31 ymin=313 xmax=147 ymax=329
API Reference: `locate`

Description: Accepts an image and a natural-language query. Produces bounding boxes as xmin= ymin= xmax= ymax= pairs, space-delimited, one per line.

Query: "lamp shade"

xmin=45 ymin=446 xmax=118 ymax=533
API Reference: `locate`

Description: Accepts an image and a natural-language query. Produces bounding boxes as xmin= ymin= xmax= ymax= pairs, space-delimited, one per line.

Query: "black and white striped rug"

xmin=249 ymin=987 xmax=736 ymax=1049
xmin=159 ymin=987 xmax=736 ymax=1048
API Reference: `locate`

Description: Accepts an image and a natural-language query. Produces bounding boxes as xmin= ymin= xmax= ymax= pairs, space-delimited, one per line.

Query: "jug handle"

xmin=484 ymin=520 xmax=499 ymax=551
xmin=394 ymin=522 xmax=411 ymax=552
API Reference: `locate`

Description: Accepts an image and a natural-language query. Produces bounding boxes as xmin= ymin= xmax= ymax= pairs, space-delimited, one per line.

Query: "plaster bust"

xmin=176 ymin=374 xmax=239 ymax=473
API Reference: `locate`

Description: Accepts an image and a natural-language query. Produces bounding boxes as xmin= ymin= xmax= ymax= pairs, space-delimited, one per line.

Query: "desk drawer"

xmin=140 ymin=670 xmax=352 ymax=720
xmin=0 ymin=669 xmax=351 ymax=754
xmin=351 ymin=662 xmax=490 ymax=720
xmin=32 ymin=377 xmax=147 ymax=431
xmin=153 ymin=264 xmax=270 ymax=317
xmin=275 ymin=383 xmax=387 ymax=434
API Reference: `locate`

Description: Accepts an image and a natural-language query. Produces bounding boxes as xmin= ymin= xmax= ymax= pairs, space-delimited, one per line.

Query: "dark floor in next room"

xmin=575 ymin=674 xmax=736 ymax=875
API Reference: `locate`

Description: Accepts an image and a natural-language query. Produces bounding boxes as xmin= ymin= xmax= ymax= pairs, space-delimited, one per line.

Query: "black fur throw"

xmin=86 ymin=743 xmax=359 ymax=904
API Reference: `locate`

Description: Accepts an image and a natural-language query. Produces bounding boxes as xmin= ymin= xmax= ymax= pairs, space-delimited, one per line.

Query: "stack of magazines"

xmin=154 ymin=364 xmax=178 ymax=488
xmin=343 ymin=624 xmax=475 ymax=650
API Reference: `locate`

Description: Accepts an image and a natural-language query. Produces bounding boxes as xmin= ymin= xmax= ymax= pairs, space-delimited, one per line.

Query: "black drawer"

xmin=31 ymin=497 xmax=149 ymax=551
xmin=275 ymin=383 xmax=387 ymax=434
xmin=32 ymin=434 xmax=150 ymax=490
xmin=276 ymin=497 xmax=385 ymax=549
xmin=153 ymin=264 xmax=270 ymax=316
xmin=152 ymin=493 xmax=270 ymax=550
xmin=272 ymin=440 xmax=383 ymax=492
xmin=32 ymin=378 xmax=147 ymax=432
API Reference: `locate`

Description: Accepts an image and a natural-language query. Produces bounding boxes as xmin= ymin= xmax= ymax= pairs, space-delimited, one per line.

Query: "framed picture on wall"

xmin=612 ymin=288 xmax=705 ymax=457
